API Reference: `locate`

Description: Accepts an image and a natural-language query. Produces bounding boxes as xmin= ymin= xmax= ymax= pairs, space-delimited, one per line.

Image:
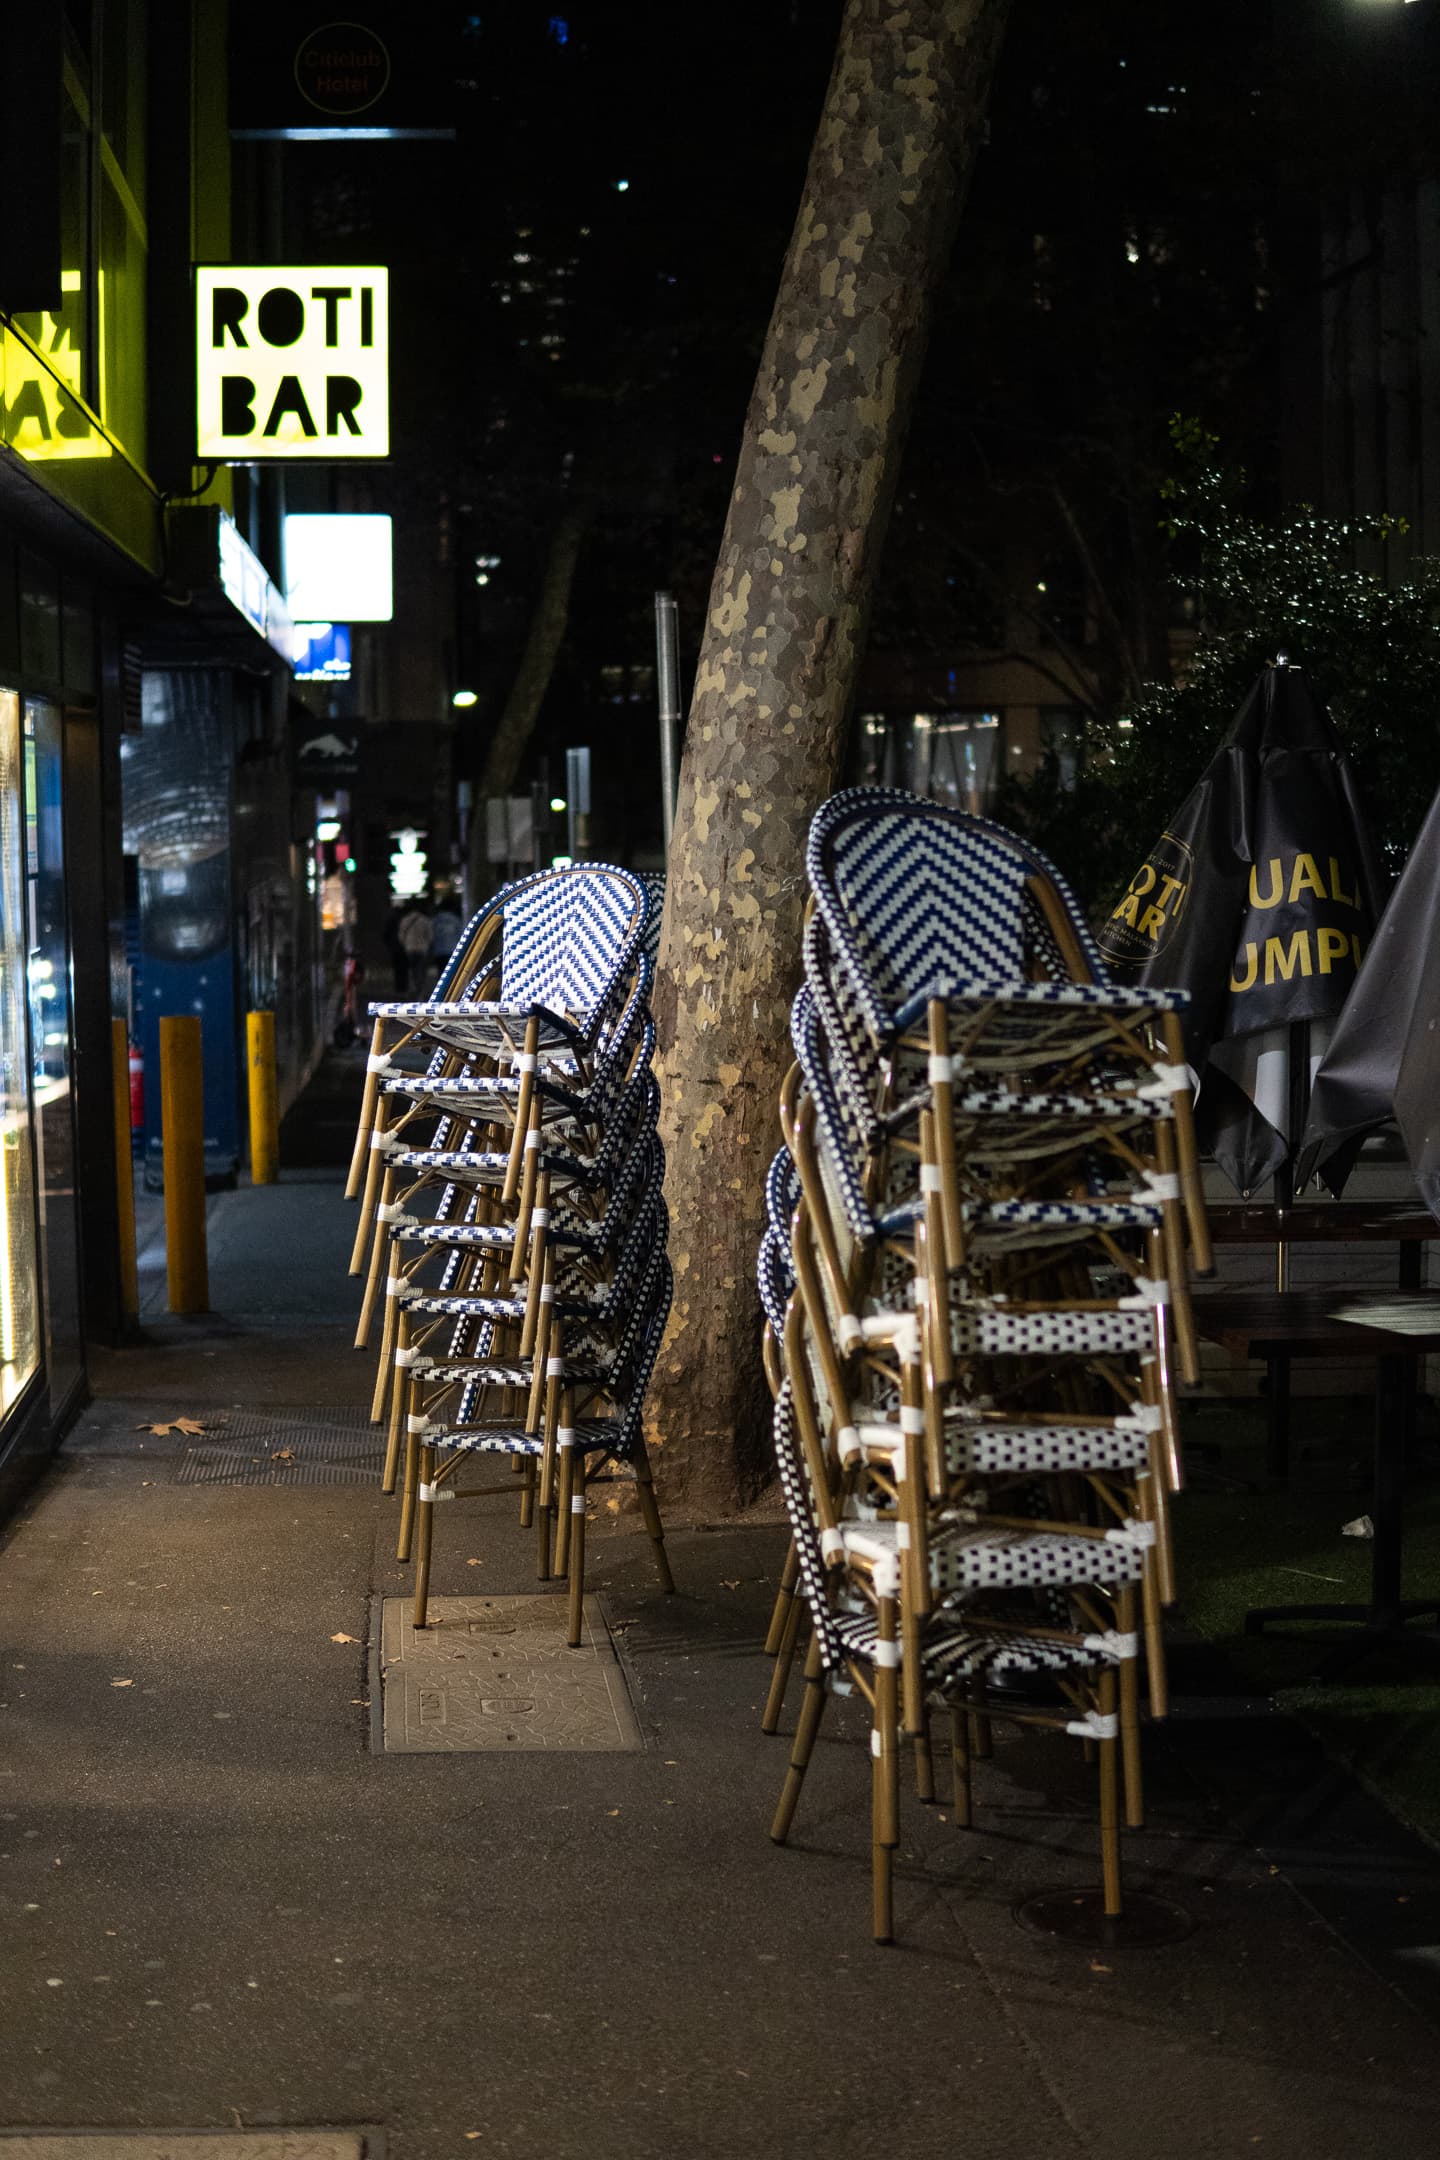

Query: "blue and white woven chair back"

xmin=808 ymin=790 xmax=1038 ymax=1038
xmin=789 ymin=984 xmax=877 ymax=1248
xmin=771 ymin=1381 xmax=844 ymax=1673
xmin=757 ymin=1228 xmax=794 ymax=1338
xmin=495 ymin=863 xmax=650 ymax=1027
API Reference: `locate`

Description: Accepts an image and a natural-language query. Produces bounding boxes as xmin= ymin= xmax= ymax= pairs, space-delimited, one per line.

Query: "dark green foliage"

xmin=1000 ymin=419 xmax=1440 ymax=911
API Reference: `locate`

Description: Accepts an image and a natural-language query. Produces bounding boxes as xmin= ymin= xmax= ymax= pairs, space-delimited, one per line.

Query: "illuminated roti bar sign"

xmin=195 ymin=265 xmax=388 ymax=460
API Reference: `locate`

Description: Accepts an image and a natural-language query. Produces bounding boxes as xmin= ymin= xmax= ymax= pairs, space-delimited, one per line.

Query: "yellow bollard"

xmin=246 ymin=1009 xmax=280 ymax=1186
xmin=159 ymin=1014 xmax=208 ymax=1313
xmin=110 ymin=1017 xmax=139 ymax=1321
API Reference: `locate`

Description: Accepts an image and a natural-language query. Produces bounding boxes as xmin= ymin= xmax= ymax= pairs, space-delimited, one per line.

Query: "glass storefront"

xmin=0 ymin=689 xmax=41 ymax=1414
xmin=25 ymin=698 xmax=84 ymax=1408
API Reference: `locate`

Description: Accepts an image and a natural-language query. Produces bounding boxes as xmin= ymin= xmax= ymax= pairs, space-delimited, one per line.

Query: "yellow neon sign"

xmin=1 ymin=271 xmax=112 ymax=463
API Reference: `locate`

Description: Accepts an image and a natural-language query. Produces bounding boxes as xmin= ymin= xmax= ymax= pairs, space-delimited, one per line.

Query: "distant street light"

xmin=452 ymin=689 xmax=478 ymax=708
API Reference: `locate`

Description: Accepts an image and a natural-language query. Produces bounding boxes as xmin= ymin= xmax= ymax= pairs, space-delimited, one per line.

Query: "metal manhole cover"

xmin=378 ymin=1594 xmax=642 ymax=1753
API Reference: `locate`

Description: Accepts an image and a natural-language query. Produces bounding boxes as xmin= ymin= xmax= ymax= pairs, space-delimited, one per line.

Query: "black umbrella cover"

xmin=1299 ymin=777 xmax=1440 ymax=1207
xmin=1098 ymin=667 xmax=1384 ymax=1195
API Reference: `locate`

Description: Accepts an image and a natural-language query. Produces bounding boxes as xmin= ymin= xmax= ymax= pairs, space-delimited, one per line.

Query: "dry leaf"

xmin=110 ymin=1679 xmax=134 ymax=1689
xmin=720 ymin=1580 xmax=741 ymax=1591
xmin=135 ymin=1417 xmax=207 ymax=1437
xmin=1089 ymin=1960 xmax=1112 ymax=1973
xmin=606 ymin=1808 xmax=620 ymax=1817
xmin=465 ymin=1558 xmax=483 ymax=1566
xmin=270 ymin=1449 xmax=295 ymax=1464
xmin=330 ymin=1633 xmax=359 ymax=1645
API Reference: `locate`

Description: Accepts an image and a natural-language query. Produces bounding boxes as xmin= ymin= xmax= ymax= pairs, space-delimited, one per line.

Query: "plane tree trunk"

xmin=648 ymin=0 xmax=1012 ymax=1510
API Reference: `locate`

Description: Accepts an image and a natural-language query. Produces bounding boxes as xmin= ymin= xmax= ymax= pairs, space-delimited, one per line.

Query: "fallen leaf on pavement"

xmin=330 ymin=1633 xmax=359 ymax=1645
xmin=110 ymin=1679 xmax=134 ymax=1689
xmin=720 ymin=1580 xmax=741 ymax=1590
xmin=270 ymin=1449 xmax=295 ymax=1464
xmin=1089 ymin=1960 xmax=1112 ymax=1973
xmin=135 ymin=1418 xmax=208 ymax=1437
xmin=465 ymin=1558 xmax=483 ymax=1566
xmin=606 ymin=1808 xmax=620 ymax=1817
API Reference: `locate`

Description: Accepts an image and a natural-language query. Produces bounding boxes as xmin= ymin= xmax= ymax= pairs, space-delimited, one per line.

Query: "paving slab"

xmin=377 ymin=1594 xmax=642 ymax=1752
xmin=0 ymin=2140 xmax=368 ymax=2160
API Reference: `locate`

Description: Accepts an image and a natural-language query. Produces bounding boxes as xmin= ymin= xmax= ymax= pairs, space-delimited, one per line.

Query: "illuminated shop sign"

xmin=292 ymin=621 xmax=353 ymax=681
xmin=1 ymin=270 xmax=111 ymax=462
xmin=195 ymin=265 xmax=388 ymax=460
xmin=284 ymin=513 xmax=393 ymax=621
xmin=217 ymin=511 xmax=294 ymax=659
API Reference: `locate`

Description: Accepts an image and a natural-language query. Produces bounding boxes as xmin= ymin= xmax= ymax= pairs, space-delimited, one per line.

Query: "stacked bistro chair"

xmin=346 ymin=862 xmax=674 ymax=1643
xmin=759 ymin=787 xmax=1211 ymax=1944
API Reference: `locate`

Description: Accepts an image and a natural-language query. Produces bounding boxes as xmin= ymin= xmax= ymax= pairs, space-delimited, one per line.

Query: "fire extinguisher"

xmin=128 ymin=1041 xmax=144 ymax=1134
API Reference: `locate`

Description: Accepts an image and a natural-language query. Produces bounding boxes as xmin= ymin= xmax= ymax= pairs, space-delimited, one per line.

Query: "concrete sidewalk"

xmin=4 ymin=1053 xmax=1440 ymax=2160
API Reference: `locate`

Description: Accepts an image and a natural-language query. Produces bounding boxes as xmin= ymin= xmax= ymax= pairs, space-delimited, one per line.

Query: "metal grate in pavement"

xmin=170 ymin=1406 xmax=384 ymax=1487
xmin=378 ymin=1594 xmax=643 ymax=1754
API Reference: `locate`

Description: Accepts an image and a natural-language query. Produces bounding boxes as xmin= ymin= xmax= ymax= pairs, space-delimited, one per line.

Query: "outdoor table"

xmin=1206 ymin=1204 xmax=1440 ymax=1480
xmin=1190 ymin=1285 xmax=1440 ymax=1669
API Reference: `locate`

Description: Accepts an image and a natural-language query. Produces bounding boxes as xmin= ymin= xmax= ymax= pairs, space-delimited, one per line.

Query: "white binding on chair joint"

xmin=1066 ymin=1711 xmax=1119 ymax=1741
xmin=1083 ymin=1630 xmax=1139 ymax=1660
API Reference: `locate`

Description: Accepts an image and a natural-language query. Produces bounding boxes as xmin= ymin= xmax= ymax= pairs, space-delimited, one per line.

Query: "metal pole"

xmin=160 ymin=1014 xmax=209 ymax=1313
xmin=110 ymin=1017 xmax=139 ymax=1322
xmin=654 ymin=591 xmax=681 ymax=852
xmin=246 ymin=1009 xmax=280 ymax=1186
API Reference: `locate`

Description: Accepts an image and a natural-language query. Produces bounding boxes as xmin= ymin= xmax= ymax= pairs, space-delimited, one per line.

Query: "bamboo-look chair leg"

xmin=396 ymin=1416 xmax=423 ymax=1561
xmin=566 ymin=1449 xmax=588 ymax=1646
xmin=632 ymin=1438 xmax=674 ymax=1594
xmin=764 ymin=1541 xmax=801 ymax=1660
xmin=770 ymin=1634 xmax=828 ymax=1843
xmin=382 ymin=1311 xmax=412 ymax=1494
xmin=913 ymin=1716 xmax=936 ymax=1804
xmin=762 ymin=1590 xmax=803 ymax=1735
xmin=1098 ymin=1665 xmax=1123 ymax=1917
xmin=554 ymin=1434 xmax=576 ymax=1577
xmin=1136 ymin=1475 xmax=1168 ymax=1721
xmin=517 ymin=1173 xmax=552 ymax=1358
xmin=411 ymin=1443 xmax=437 ymax=1628
xmin=354 ymin=1165 xmax=397 ymax=1348
xmin=350 ymin=1104 xmax=390 ymax=1274
xmin=370 ymin=1265 xmax=401 ymax=1422
xmin=969 ymin=1707 xmax=993 ymax=1761
xmin=534 ymin=1453 xmax=554 ymax=1579
xmin=872 ymin=1589 xmax=902 ymax=1946
xmin=1155 ymin=1127 xmax=1202 ymax=1387
xmin=1161 ymin=1010 xmax=1212 ymax=1276
xmin=519 ymin=1456 xmax=536 ymax=1530
xmin=535 ymin=1367 xmax=569 ymax=1582
xmin=501 ymin=1017 xmax=541 ymax=1206
xmin=1117 ymin=1586 xmax=1144 ymax=1829
xmin=927 ymin=999 xmax=964 ymax=1269
xmin=346 ymin=1019 xmax=388 ymax=1198
xmin=508 ymin=1127 xmax=542 ymax=1285
xmin=949 ymin=1706 xmax=973 ymax=1827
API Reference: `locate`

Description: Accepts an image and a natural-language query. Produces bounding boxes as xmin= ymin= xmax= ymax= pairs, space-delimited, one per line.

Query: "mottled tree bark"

xmin=649 ymin=0 xmax=1011 ymax=1510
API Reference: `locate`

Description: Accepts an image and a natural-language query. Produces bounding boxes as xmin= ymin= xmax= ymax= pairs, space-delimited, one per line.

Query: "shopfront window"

xmin=0 ymin=689 xmax=41 ymax=1413
xmin=25 ymin=699 xmax=83 ymax=1406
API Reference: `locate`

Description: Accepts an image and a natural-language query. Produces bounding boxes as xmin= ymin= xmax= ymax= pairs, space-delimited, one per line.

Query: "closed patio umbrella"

xmin=1298 ymin=776 xmax=1440 ymax=1212
xmin=1098 ymin=663 xmax=1384 ymax=1198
